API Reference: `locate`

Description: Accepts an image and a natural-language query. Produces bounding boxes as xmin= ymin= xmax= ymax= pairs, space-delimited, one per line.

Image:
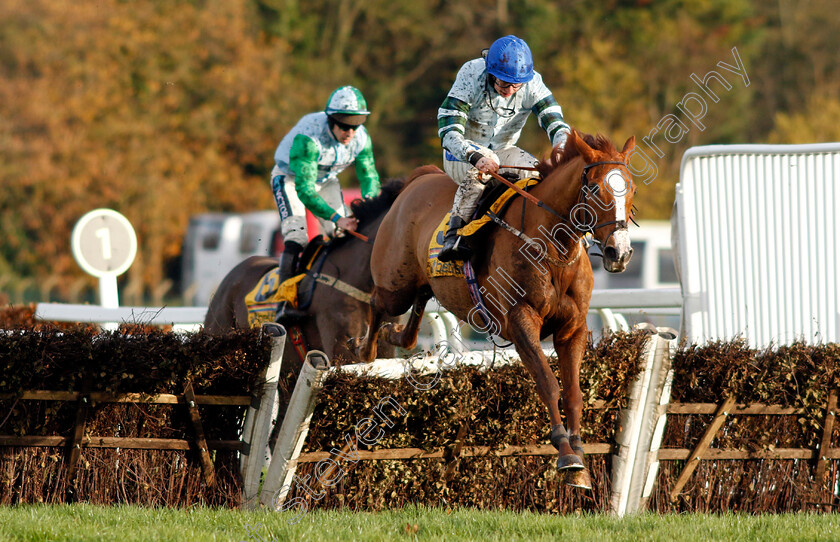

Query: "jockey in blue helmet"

xmin=437 ymin=35 xmax=571 ymax=262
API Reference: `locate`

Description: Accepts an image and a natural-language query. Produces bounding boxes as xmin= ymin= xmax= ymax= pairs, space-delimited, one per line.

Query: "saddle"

xmin=427 ymin=175 xmax=541 ymax=278
xmin=297 ymin=235 xmax=329 ymax=275
xmin=463 ymin=174 xmax=541 ymax=236
xmin=243 ymin=234 xmax=370 ymax=327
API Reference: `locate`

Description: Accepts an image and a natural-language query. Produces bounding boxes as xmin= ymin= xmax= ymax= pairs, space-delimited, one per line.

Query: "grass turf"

xmin=0 ymin=504 xmax=839 ymax=541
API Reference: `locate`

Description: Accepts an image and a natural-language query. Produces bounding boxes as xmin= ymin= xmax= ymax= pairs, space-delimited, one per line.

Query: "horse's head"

xmin=568 ymin=130 xmax=637 ymax=273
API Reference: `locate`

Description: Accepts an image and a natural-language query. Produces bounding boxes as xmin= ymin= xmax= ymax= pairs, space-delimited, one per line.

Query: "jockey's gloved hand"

xmin=336 ymin=216 xmax=358 ymax=232
xmin=474 ymin=156 xmax=499 ymax=174
xmin=466 ymin=147 xmax=500 ymax=175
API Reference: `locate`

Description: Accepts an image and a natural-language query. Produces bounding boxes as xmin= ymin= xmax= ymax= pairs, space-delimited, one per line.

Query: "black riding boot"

xmin=438 ymin=215 xmax=472 ymax=263
xmin=275 ymin=241 xmax=307 ymax=323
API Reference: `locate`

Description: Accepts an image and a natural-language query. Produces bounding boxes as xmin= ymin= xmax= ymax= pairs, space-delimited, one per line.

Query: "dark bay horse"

xmin=356 ymin=130 xmax=637 ymax=488
xmin=203 ymin=180 xmax=405 ymax=366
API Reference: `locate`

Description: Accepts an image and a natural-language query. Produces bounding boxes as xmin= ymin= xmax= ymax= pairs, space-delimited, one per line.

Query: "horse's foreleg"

xmin=553 ymin=329 xmax=586 ymax=452
xmin=356 ymin=307 xmax=385 ymax=363
xmin=553 ymin=327 xmax=591 ymax=488
xmin=507 ymin=306 xmax=582 ymax=473
xmin=381 ymin=288 xmax=432 ymax=350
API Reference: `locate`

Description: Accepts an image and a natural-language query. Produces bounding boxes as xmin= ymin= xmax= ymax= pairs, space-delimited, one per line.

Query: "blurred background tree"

xmin=0 ymin=0 xmax=837 ymax=298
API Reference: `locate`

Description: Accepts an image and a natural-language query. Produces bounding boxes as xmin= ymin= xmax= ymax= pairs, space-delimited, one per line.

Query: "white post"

xmin=99 ymin=276 xmax=120 ymax=331
xmin=611 ymin=325 xmax=658 ymax=515
xmin=610 ymin=325 xmax=678 ymax=515
xmin=240 ymin=323 xmax=287 ymax=509
xmin=638 ymin=327 xmax=679 ymax=510
xmin=259 ymin=350 xmax=330 ymax=509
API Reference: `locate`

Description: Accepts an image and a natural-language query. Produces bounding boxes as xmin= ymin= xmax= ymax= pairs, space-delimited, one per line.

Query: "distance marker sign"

xmin=71 ymin=209 xmax=138 ymax=278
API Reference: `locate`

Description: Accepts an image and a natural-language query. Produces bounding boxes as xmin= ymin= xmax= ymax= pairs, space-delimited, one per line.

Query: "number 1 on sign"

xmin=95 ymin=227 xmax=112 ymax=260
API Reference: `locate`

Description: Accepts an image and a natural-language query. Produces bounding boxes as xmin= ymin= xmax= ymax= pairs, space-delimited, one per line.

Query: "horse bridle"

xmin=576 ymin=160 xmax=636 ymax=251
xmin=489 ymin=158 xmax=635 ymax=258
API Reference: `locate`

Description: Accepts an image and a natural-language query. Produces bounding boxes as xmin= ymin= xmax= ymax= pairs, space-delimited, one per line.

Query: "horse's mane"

xmin=536 ymin=131 xmax=617 ymax=179
xmin=349 ymin=177 xmax=406 ymax=226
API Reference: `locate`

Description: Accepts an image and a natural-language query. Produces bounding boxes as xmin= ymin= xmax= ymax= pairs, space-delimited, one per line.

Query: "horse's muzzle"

xmin=602 ymin=229 xmax=633 ymax=273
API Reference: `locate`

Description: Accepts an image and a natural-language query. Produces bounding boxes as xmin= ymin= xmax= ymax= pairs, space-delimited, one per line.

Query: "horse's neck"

xmin=538 ymin=158 xmax=584 ymax=214
xmin=524 ymin=160 xmax=584 ymax=246
xmin=324 ymin=214 xmax=383 ymax=287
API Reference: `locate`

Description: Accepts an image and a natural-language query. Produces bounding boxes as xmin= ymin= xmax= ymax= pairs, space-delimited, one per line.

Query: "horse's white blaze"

xmin=606 ymin=169 xmax=628 ymax=223
xmin=611 ymin=229 xmax=632 ymax=254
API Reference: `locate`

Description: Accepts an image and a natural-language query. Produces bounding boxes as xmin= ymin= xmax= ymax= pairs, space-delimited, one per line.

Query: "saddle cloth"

xmin=243 ymin=239 xmax=371 ymax=328
xmin=243 ymin=268 xmax=305 ymax=328
xmin=426 ymin=177 xmax=539 ymax=278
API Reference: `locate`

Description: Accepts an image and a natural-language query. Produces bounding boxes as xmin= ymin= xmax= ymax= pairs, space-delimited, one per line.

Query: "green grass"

xmin=0 ymin=504 xmax=839 ymax=542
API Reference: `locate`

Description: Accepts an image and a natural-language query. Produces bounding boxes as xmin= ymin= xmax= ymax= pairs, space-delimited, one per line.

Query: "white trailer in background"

xmin=181 ymin=211 xmax=281 ymax=306
xmin=675 ymin=142 xmax=840 ymax=348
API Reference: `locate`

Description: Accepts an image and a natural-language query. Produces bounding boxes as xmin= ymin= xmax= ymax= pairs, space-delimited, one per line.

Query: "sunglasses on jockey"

xmin=489 ymin=75 xmax=524 ymax=91
xmin=329 ymin=116 xmax=365 ymax=132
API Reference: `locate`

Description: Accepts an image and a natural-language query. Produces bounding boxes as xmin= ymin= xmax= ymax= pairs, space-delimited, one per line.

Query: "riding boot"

xmin=275 ymin=242 xmax=308 ymax=323
xmin=438 ymin=215 xmax=472 ymax=263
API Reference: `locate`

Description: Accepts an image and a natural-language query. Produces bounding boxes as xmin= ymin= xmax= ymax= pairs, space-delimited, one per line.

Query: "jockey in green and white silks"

xmin=271 ymin=86 xmax=380 ymax=247
xmin=436 ymin=35 xmax=571 ymax=262
xmin=270 ymin=85 xmax=380 ymax=321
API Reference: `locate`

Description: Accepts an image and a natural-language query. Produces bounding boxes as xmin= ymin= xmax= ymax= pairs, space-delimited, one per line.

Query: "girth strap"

xmin=310 ymin=273 xmax=372 ymax=304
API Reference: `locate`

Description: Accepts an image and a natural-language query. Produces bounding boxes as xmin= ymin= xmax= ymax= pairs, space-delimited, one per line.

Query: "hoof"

xmin=346 ymin=336 xmax=362 ymax=351
xmin=556 ymin=453 xmax=584 ymax=471
xmin=564 ymin=468 xmax=592 ymax=489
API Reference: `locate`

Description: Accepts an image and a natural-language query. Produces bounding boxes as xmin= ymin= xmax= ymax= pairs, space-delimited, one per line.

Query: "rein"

xmin=487 ymin=159 xmax=631 ymax=259
xmin=343 ymin=229 xmax=369 ymax=243
xmin=487 ymin=170 xmax=566 ymax=223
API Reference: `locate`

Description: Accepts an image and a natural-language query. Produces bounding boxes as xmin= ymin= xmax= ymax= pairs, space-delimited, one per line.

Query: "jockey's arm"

xmin=528 ymin=79 xmax=571 ymax=151
xmin=289 ymin=134 xmax=342 ymax=223
xmin=438 ymin=98 xmax=500 ymax=172
xmin=438 ymin=94 xmax=475 ymax=163
xmin=354 ymin=137 xmax=380 ymax=199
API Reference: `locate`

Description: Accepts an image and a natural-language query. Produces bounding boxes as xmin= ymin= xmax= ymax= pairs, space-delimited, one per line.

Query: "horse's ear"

xmin=572 ymin=130 xmax=598 ymax=163
xmin=620 ymin=136 xmax=636 ymax=158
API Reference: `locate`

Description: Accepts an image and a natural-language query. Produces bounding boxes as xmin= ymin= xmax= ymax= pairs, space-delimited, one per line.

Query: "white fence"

xmin=34 ymin=287 xmax=682 ymax=336
xmin=252 ymin=323 xmax=678 ymax=516
xmin=676 ymin=142 xmax=840 ymax=347
xmin=33 ymin=304 xmax=207 ymax=333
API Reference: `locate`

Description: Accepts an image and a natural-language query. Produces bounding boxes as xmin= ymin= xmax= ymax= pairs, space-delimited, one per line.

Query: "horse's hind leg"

xmin=356 ymin=307 xmax=386 ymax=363
xmin=356 ymin=285 xmax=430 ymax=362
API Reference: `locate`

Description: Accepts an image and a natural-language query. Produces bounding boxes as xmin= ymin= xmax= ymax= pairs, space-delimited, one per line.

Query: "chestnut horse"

xmin=203 ymin=180 xmax=405 ymax=366
xmin=356 ymin=129 xmax=636 ymax=488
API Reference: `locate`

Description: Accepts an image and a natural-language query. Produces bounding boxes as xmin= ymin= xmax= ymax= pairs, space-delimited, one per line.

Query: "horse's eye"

xmin=589 ymin=185 xmax=600 ymax=195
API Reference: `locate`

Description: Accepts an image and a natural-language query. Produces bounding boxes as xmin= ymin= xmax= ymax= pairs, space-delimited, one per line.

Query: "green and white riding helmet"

xmin=325 ymin=85 xmax=370 ymax=126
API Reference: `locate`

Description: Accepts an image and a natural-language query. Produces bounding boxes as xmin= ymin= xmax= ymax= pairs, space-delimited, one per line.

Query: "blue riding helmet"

xmin=486 ymin=35 xmax=534 ymax=84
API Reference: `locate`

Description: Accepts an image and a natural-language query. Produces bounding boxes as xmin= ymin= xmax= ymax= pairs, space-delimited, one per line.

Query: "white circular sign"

xmin=71 ymin=209 xmax=138 ymax=278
